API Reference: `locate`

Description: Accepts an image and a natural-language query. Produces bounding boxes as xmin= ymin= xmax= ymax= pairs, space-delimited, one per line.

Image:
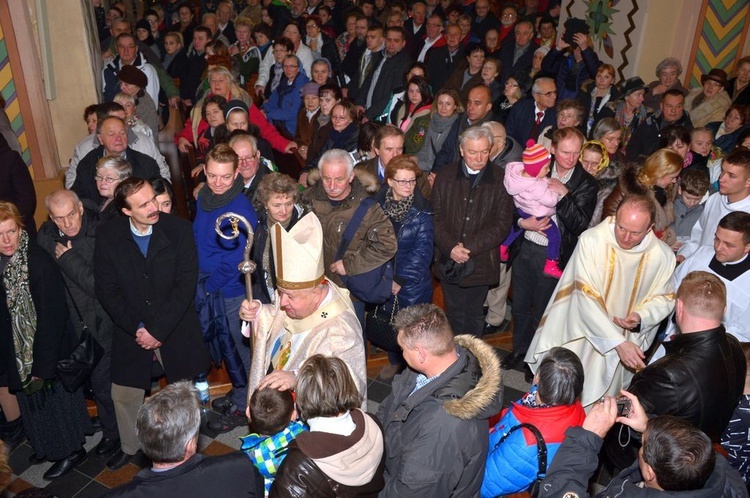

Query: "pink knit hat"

xmin=523 ymin=140 xmax=551 ymax=177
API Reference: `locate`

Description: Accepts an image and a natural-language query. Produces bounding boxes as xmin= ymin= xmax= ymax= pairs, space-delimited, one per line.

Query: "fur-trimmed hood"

xmin=303 ymin=166 xmax=380 ymax=203
xmin=438 ymin=334 xmax=503 ymax=420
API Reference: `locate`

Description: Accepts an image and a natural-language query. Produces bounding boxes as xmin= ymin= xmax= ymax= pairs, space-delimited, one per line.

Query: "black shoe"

xmin=94 ymin=437 xmax=121 ymax=457
xmin=483 ymin=319 xmax=510 ymax=336
xmin=106 ymin=449 xmax=134 ymax=471
xmin=207 ymin=408 xmax=248 ymax=433
xmin=500 ymin=351 xmax=524 ymax=370
xmin=43 ymin=449 xmax=87 ymax=480
xmin=2 ymin=417 xmax=25 ymax=451
xmin=211 ymin=395 xmax=234 ymax=414
xmin=524 ymin=365 xmax=535 ymax=384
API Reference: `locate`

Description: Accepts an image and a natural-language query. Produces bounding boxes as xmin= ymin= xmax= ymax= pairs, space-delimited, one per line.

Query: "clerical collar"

xmin=709 ymin=254 xmax=750 ymax=281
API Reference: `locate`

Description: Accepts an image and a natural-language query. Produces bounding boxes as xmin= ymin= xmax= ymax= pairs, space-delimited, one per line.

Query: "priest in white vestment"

xmin=240 ymin=213 xmax=367 ymax=408
xmin=525 ymin=196 xmax=676 ymax=407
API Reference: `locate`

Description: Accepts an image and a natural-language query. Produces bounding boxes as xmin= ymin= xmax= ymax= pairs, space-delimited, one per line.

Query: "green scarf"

xmin=198 ymin=175 xmax=246 ymax=212
xmin=2 ymin=229 xmax=36 ymax=381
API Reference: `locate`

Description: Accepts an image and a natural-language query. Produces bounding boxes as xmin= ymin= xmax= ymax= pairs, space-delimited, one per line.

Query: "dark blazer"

xmin=72 ymin=146 xmax=162 ymax=204
xmin=358 ymin=49 xmax=414 ymax=121
xmin=403 ymin=19 xmax=426 ymax=58
xmin=94 ymin=214 xmax=210 ymax=389
xmin=348 ymin=48 xmax=383 ymax=102
xmin=471 ymin=13 xmax=501 ymax=41
xmin=497 ymin=40 xmax=538 ymax=87
xmin=341 ymin=38 xmax=366 ymax=97
xmin=504 ymin=98 xmax=557 ymax=145
xmin=424 ymin=45 xmax=464 ymax=93
xmin=625 ymin=111 xmax=694 ymax=162
xmin=106 ymin=452 xmax=265 ymax=497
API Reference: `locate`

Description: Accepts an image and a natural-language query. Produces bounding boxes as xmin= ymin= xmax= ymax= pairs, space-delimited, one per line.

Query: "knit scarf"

xmin=199 ymin=175 xmax=245 ymax=211
xmin=2 ymin=230 xmax=36 ymax=381
xmin=382 ymin=188 xmax=413 ymax=222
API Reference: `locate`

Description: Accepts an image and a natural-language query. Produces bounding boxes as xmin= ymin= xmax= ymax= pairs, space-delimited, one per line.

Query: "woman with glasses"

xmin=304 ymin=101 xmax=360 ymax=175
xmin=374 ymin=155 xmax=433 ymax=379
xmin=93 ymin=155 xmax=132 ymax=221
xmin=684 ymin=68 xmax=732 ymax=128
xmin=263 ymin=54 xmax=309 ymax=138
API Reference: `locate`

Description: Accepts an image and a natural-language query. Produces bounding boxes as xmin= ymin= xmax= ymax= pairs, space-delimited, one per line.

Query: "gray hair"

xmin=481 ymin=121 xmax=505 ymax=135
xmin=135 ymin=381 xmax=202 ymax=464
xmin=45 ymin=189 xmax=81 ymax=212
xmin=532 ymin=77 xmax=555 ymax=95
xmin=96 ymin=154 xmax=133 ymax=180
xmin=318 ymin=148 xmax=355 ymax=175
xmin=592 ymin=117 xmax=622 ymax=141
xmin=459 ymin=125 xmax=494 ymax=149
xmin=229 ymin=132 xmax=258 ymax=154
xmin=113 ymin=92 xmax=136 ymax=106
xmin=536 ymin=347 xmax=584 ymax=406
xmin=655 ymin=57 xmax=683 ymax=78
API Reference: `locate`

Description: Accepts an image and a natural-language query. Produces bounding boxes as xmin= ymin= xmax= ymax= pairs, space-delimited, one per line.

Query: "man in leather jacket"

xmin=605 ymin=270 xmax=746 ymax=473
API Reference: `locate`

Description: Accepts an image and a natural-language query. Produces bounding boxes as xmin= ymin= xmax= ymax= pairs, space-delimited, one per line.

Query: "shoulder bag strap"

xmin=334 ymin=196 xmax=377 ymax=261
xmin=495 ymin=422 xmax=548 ymax=477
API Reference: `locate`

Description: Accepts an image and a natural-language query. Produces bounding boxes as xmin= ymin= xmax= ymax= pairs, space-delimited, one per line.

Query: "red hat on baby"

xmin=523 ymin=140 xmax=551 ymax=177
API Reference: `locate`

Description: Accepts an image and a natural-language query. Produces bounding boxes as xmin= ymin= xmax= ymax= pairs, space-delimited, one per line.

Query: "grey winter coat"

xmin=376 ymin=335 xmax=503 ymax=497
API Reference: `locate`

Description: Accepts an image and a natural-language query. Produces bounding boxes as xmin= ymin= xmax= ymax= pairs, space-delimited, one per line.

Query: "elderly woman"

xmin=294 ymin=82 xmax=321 ymax=155
xmin=591 ymin=117 xmax=625 ymax=164
xmin=728 ymin=56 xmax=750 ymax=106
xmin=578 ymin=139 xmax=617 ymax=227
xmin=390 ymin=76 xmax=432 ymax=134
xmin=251 ymin=172 xmax=305 ymax=304
xmin=684 ymin=69 xmax=732 ymax=127
xmin=177 ymin=65 xmax=294 ymax=156
xmin=117 ymin=65 xmax=159 ymax=139
xmin=414 ymin=88 xmax=463 ymax=172
xmin=304 ymin=16 xmax=343 ymax=85
xmin=373 ymin=155 xmax=433 ymax=379
xmin=94 ymin=155 xmax=132 ymax=221
xmin=538 ymin=99 xmax=586 ymax=151
xmin=597 ymin=77 xmax=650 ymax=153
xmin=482 ymin=58 xmax=503 ymax=103
xmin=580 ymin=64 xmax=619 ymax=134
xmin=707 ymin=104 xmax=750 ymax=154
xmin=494 ymin=70 xmax=531 ymax=124
xmin=0 ymin=202 xmax=91 ymax=480
xmin=113 ymin=92 xmax=153 ymax=140
xmin=482 ymin=347 xmax=586 ymax=497
xmin=263 ymin=54 xmax=310 ymax=137
xmin=270 ymin=355 xmax=385 ymax=496
xmin=602 ymin=148 xmax=682 ymax=245
xmin=530 ymin=45 xmax=549 ymax=79
xmin=644 ymin=57 xmax=688 ymax=109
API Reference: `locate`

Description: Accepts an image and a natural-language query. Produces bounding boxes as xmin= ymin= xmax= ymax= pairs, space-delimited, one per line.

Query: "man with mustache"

xmin=94 ymin=178 xmax=210 ymax=470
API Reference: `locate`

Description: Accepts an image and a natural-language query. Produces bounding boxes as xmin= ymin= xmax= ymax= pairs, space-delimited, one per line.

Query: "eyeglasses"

xmin=238 ymin=155 xmax=258 ymax=164
xmin=391 ymin=178 xmax=417 ymax=186
xmin=535 ymin=90 xmax=557 ymax=97
xmin=307 ymin=24 xmax=318 ymax=29
xmin=95 ymin=175 xmax=120 ymax=184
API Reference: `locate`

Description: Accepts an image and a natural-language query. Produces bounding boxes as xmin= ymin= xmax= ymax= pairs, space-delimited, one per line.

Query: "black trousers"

xmin=510 ymin=241 xmax=559 ymax=355
xmin=89 ymin=349 xmax=119 ymax=440
xmin=441 ymin=282 xmax=490 ymax=336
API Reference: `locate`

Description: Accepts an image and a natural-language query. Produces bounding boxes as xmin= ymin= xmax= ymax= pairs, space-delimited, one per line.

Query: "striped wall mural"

xmin=687 ymin=0 xmax=750 ymax=88
xmin=0 ymin=21 xmax=31 ymax=166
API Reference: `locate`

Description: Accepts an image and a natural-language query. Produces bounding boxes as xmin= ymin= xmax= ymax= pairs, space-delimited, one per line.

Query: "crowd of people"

xmin=2 ymin=0 xmax=750 ymax=496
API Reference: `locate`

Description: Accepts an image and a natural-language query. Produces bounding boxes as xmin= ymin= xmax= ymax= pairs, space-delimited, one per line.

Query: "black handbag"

xmin=57 ymin=282 xmax=104 ymax=393
xmin=335 ymin=197 xmax=394 ymax=304
xmin=494 ymin=422 xmax=548 ymax=497
xmin=437 ymin=257 xmax=475 ymax=285
xmin=365 ymin=295 xmax=400 ymax=353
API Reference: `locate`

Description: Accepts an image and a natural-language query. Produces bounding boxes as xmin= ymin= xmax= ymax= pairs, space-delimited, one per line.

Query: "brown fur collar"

xmin=442 ymin=334 xmax=502 ymax=420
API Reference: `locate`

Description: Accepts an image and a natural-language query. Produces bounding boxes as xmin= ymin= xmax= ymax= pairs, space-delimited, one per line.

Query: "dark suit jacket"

xmin=504 ymin=98 xmax=557 ymax=145
xmin=105 ymin=453 xmax=265 ymax=497
xmin=72 ymin=146 xmax=162 ymax=205
xmin=424 ymin=45 xmax=464 ymax=93
xmin=498 ymin=40 xmax=538 ymax=87
xmin=404 ymin=19 xmax=426 ymax=58
xmin=94 ymin=213 xmax=210 ymax=389
xmin=357 ymin=49 xmax=414 ymax=121
xmin=471 ymin=13 xmax=501 ymax=40
xmin=342 ymin=38 xmax=366 ymax=94
xmin=348 ymin=48 xmax=383 ymax=102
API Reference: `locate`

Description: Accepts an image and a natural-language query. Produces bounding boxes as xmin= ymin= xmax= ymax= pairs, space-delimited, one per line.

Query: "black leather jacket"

xmin=629 ymin=326 xmax=746 ymax=441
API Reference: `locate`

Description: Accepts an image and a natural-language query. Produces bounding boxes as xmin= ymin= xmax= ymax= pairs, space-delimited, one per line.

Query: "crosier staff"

xmin=215 ymin=212 xmax=256 ymax=339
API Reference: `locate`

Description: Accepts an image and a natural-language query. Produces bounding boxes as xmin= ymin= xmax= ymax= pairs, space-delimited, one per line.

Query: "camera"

xmin=616 ymin=396 xmax=632 ymax=417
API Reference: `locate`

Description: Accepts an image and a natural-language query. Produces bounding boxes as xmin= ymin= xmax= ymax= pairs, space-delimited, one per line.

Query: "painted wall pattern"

xmin=0 ymin=22 xmax=31 ymax=166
